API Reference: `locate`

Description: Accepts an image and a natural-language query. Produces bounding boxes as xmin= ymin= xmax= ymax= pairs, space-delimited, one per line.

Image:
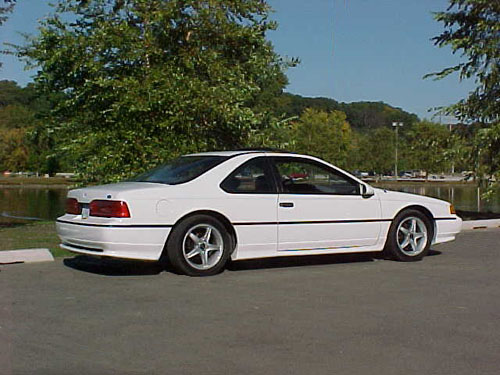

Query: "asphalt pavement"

xmin=1 ymin=229 xmax=500 ymax=375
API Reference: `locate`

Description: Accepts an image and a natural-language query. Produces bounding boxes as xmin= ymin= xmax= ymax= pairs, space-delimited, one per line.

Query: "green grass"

xmin=0 ymin=221 xmax=72 ymax=257
xmin=0 ymin=177 xmax=73 ymax=186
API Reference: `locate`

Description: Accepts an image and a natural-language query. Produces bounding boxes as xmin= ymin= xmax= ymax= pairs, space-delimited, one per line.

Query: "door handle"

xmin=279 ymin=202 xmax=294 ymax=208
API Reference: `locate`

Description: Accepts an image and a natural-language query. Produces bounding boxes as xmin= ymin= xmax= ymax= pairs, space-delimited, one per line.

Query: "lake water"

xmin=0 ymin=186 xmax=68 ymax=222
xmin=374 ymin=183 xmax=500 ymax=213
xmin=0 ymin=183 xmax=499 ymax=222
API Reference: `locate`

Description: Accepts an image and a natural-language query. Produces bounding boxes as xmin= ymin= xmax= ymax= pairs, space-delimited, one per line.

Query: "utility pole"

xmin=392 ymin=122 xmax=403 ymax=180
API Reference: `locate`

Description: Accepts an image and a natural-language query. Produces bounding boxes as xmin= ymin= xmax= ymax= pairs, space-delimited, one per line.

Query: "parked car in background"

xmin=57 ymin=150 xmax=462 ymax=276
xmin=399 ymin=171 xmax=414 ymax=178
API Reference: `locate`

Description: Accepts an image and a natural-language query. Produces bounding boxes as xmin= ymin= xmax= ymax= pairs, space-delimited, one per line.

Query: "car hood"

xmin=375 ymin=187 xmax=449 ymax=206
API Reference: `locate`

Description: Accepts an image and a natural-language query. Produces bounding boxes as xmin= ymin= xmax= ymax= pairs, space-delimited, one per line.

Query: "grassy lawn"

xmin=0 ymin=221 xmax=72 ymax=258
xmin=0 ymin=177 xmax=72 ymax=186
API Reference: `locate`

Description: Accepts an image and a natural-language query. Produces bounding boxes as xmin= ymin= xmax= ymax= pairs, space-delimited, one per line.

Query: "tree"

xmin=0 ymin=1 xmax=16 ymax=70
xmin=427 ymin=0 xmax=499 ymax=122
xmin=0 ymin=80 xmax=29 ymax=106
xmin=355 ymin=127 xmax=395 ymax=174
xmin=0 ymin=80 xmax=62 ymax=173
xmin=428 ymin=0 xmax=499 ymax=187
xmin=476 ymin=121 xmax=500 ymax=193
xmin=291 ymin=108 xmax=352 ymax=168
xmin=442 ymin=130 xmax=472 ymax=173
xmin=0 ymin=104 xmax=33 ymax=129
xmin=406 ymin=121 xmax=449 ymax=177
xmin=0 ymin=127 xmax=28 ymax=171
xmin=16 ymin=0 xmax=293 ymax=183
xmin=0 ymin=80 xmax=32 ymax=172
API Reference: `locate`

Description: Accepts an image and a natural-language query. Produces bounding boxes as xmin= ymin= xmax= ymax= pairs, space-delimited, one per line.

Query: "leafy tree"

xmin=354 ymin=127 xmax=395 ymax=174
xmin=0 ymin=80 xmax=59 ymax=172
xmin=443 ymin=130 xmax=472 ymax=173
xmin=0 ymin=0 xmax=16 ymax=70
xmin=0 ymin=127 xmax=28 ymax=171
xmin=16 ymin=0 xmax=293 ymax=183
xmin=406 ymin=121 xmax=450 ymax=177
xmin=0 ymin=80 xmax=29 ymax=106
xmin=427 ymin=0 xmax=499 ymax=122
xmin=428 ymin=0 xmax=499 ymax=187
xmin=0 ymin=104 xmax=33 ymax=129
xmin=0 ymin=80 xmax=32 ymax=172
xmin=290 ymin=108 xmax=352 ymax=168
xmin=475 ymin=122 xmax=500 ymax=193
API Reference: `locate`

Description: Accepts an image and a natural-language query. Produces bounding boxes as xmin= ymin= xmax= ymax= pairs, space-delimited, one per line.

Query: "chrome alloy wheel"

xmin=396 ymin=216 xmax=428 ymax=256
xmin=182 ymin=224 xmax=224 ymax=270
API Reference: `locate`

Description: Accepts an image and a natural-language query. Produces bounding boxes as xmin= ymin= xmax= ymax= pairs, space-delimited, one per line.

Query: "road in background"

xmin=1 ymin=229 xmax=499 ymax=375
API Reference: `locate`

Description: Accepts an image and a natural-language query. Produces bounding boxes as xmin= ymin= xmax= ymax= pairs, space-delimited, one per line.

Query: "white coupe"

xmin=57 ymin=150 xmax=462 ymax=276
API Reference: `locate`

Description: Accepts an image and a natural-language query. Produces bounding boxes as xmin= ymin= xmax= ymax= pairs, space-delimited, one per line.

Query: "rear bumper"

xmin=433 ymin=216 xmax=462 ymax=245
xmin=56 ymin=220 xmax=171 ymax=261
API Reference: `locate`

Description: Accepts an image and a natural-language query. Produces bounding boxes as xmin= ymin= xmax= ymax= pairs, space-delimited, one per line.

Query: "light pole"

xmin=392 ymin=122 xmax=403 ymax=180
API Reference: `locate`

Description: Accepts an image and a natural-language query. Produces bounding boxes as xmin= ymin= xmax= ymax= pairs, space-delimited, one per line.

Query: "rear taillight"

xmin=66 ymin=198 xmax=81 ymax=215
xmin=89 ymin=200 xmax=131 ymax=218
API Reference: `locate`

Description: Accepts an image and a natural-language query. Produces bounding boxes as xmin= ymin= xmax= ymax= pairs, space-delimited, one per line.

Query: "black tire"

xmin=165 ymin=214 xmax=232 ymax=276
xmin=384 ymin=209 xmax=433 ymax=262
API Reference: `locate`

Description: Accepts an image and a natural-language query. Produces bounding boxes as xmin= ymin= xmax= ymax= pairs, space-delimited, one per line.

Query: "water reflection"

xmin=375 ymin=183 xmax=500 ymax=213
xmin=0 ymin=187 xmax=68 ymax=221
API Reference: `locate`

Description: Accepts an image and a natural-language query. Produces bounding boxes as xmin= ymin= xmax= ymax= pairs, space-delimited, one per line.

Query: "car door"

xmin=219 ymin=156 xmax=278 ymax=259
xmin=270 ymin=157 xmax=382 ymax=253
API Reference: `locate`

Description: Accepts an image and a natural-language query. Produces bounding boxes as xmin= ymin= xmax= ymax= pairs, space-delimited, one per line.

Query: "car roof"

xmin=186 ymin=149 xmax=296 ymax=157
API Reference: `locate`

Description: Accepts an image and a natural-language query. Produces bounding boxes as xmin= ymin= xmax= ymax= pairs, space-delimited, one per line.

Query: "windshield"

xmin=130 ymin=156 xmax=229 ymax=185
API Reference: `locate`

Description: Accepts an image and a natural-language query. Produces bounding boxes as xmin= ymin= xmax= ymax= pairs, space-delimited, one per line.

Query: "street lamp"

xmin=392 ymin=122 xmax=403 ymax=180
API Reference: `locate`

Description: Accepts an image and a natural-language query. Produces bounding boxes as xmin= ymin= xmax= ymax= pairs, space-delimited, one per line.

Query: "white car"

xmin=56 ymin=150 xmax=462 ymax=276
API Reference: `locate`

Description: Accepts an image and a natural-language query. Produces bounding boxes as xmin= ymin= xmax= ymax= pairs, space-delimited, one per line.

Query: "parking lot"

xmin=2 ymin=229 xmax=500 ymax=375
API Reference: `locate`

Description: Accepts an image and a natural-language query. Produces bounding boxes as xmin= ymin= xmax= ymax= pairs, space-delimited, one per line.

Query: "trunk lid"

xmin=68 ymin=182 xmax=168 ymax=203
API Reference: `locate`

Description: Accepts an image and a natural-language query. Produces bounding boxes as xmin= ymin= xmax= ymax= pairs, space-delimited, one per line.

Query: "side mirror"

xmin=361 ymin=184 xmax=375 ymax=198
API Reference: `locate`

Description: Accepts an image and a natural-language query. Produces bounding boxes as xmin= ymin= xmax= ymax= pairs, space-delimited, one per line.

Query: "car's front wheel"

xmin=384 ymin=209 xmax=433 ymax=261
xmin=166 ymin=214 xmax=231 ymax=276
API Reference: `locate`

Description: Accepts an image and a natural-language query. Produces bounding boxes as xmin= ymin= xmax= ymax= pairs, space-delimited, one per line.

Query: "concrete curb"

xmin=0 ymin=248 xmax=54 ymax=264
xmin=462 ymin=219 xmax=500 ymax=231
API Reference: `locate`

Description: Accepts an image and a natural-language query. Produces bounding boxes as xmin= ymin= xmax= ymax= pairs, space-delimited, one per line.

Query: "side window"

xmin=273 ymin=158 xmax=360 ymax=195
xmin=220 ymin=158 xmax=276 ymax=194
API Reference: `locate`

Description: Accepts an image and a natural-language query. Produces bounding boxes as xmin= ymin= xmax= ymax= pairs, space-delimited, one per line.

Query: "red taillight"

xmin=89 ymin=200 xmax=130 ymax=218
xmin=66 ymin=198 xmax=81 ymax=215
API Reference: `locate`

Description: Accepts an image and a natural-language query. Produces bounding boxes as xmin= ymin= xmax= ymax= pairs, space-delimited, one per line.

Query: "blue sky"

xmin=0 ymin=0 xmax=475 ymax=121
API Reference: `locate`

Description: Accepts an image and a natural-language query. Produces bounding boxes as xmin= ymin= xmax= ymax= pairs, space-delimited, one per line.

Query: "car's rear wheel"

xmin=166 ymin=214 xmax=231 ymax=276
xmin=384 ymin=209 xmax=433 ymax=261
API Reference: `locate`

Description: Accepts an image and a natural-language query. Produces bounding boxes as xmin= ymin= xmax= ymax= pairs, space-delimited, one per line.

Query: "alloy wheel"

xmin=396 ymin=216 xmax=428 ymax=256
xmin=182 ymin=224 xmax=224 ymax=270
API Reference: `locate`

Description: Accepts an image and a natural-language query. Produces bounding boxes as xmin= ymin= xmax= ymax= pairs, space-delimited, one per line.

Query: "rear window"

xmin=130 ymin=156 xmax=228 ymax=185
